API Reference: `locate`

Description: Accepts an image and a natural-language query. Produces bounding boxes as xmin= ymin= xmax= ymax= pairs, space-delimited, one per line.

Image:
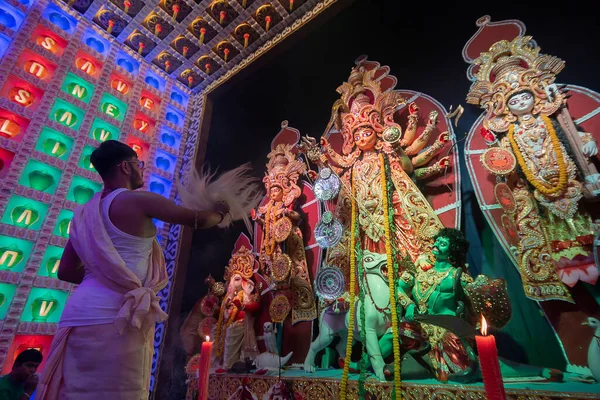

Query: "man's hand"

xmin=24 ymin=374 xmax=39 ymax=394
xmin=215 ymin=201 xmax=230 ymax=215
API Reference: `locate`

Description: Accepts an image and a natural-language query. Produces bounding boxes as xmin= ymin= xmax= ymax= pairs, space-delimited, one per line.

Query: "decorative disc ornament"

xmin=480 ymin=147 xmax=516 ymax=176
xmin=272 ymin=253 xmax=292 ymax=282
xmin=501 ymin=214 xmax=519 ymax=247
xmin=200 ymin=295 xmax=218 ymax=317
xmin=314 ymin=266 xmax=345 ymax=301
xmin=211 ymin=282 xmax=226 ymax=297
xmin=382 ymin=126 xmax=402 ymax=144
xmin=314 ymin=168 xmax=341 ymax=201
xmin=314 ymin=211 xmax=343 ymax=249
xmin=198 ymin=317 xmax=217 ymax=338
xmin=494 ymin=182 xmax=516 ymax=214
xmin=273 ymin=216 xmax=292 ymax=243
xmin=269 ymin=294 xmax=291 ymax=323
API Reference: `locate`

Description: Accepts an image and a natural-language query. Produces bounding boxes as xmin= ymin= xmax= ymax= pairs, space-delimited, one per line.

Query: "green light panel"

xmin=0 ymin=283 xmax=17 ymax=320
xmin=99 ymin=93 xmax=127 ymax=122
xmin=1 ymin=196 xmax=49 ymax=231
xmin=20 ymin=288 xmax=68 ymax=323
xmin=66 ymin=176 xmax=101 ymax=204
xmin=53 ymin=209 xmax=73 ymax=238
xmin=18 ymin=159 xmax=62 ymax=193
xmin=89 ymin=118 xmax=119 ymax=142
xmin=35 ymin=127 xmax=74 ymax=160
xmin=48 ymin=98 xmax=84 ymax=130
xmin=61 ymin=72 xmax=95 ymax=104
xmin=78 ymin=145 xmax=97 ymax=172
xmin=0 ymin=236 xmax=34 ymax=273
xmin=39 ymin=246 xmax=63 ymax=279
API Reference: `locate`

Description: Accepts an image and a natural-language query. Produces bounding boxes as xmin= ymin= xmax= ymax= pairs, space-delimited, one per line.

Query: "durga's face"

xmin=354 ymin=127 xmax=377 ymax=151
xmin=269 ymin=185 xmax=284 ymax=202
xmin=507 ymin=91 xmax=535 ymax=116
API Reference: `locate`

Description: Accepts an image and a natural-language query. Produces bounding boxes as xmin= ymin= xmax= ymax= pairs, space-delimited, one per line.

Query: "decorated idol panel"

xmin=0 ymin=1 xmax=598 ymax=399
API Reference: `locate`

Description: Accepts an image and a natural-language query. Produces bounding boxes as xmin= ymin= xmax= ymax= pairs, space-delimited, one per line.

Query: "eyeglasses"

xmin=118 ymin=160 xmax=145 ymax=169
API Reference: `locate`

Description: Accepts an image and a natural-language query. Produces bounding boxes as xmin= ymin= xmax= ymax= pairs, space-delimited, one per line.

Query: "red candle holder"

xmin=475 ymin=316 xmax=507 ymax=400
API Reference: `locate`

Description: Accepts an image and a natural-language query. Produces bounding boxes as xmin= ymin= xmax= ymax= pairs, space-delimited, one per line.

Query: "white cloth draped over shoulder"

xmin=36 ymin=192 xmax=169 ymax=400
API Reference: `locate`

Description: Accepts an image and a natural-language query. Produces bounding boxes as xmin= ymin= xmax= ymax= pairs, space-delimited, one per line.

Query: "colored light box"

xmin=160 ymin=127 xmax=181 ymax=150
xmin=53 ymin=209 xmax=73 ymax=238
xmin=0 ymin=109 xmax=30 ymax=142
xmin=67 ymin=176 xmax=101 ymax=205
xmin=132 ymin=112 xmax=155 ymax=136
xmin=115 ymin=50 xmax=139 ymax=75
xmin=35 ymin=127 xmax=74 ymax=160
xmin=139 ymin=90 xmax=160 ymax=113
xmin=1 ymin=76 xmax=44 ymax=111
xmin=21 ymin=288 xmax=68 ymax=323
xmin=73 ymin=50 xmax=103 ymax=79
xmin=170 ymin=88 xmax=188 ymax=108
xmin=154 ymin=150 xmax=176 ymax=174
xmin=0 ymin=148 xmax=15 ymax=178
xmin=110 ymin=73 xmax=132 ymax=96
xmin=165 ymin=106 xmax=184 ymax=128
xmin=42 ymin=2 xmax=77 ymax=35
xmin=125 ymin=135 xmax=149 ymax=161
xmin=82 ymin=28 xmax=110 ymax=57
xmin=0 ymin=0 xmax=26 ymax=31
xmin=99 ymin=93 xmax=127 ymax=122
xmin=0 ymin=283 xmax=16 ymax=319
xmin=17 ymin=50 xmax=57 ymax=81
xmin=61 ymin=72 xmax=95 ymax=103
xmin=0 ymin=236 xmax=33 ymax=272
xmin=0 ymin=33 xmax=10 ymax=59
xmin=1 ymin=335 xmax=54 ymax=375
xmin=89 ymin=118 xmax=119 ymax=142
xmin=79 ymin=145 xmax=96 ymax=171
xmin=18 ymin=159 xmax=62 ymax=194
xmin=39 ymin=245 xmax=63 ymax=278
xmin=1 ymin=196 xmax=48 ymax=231
xmin=148 ymin=174 xmax=172 ymax=197
xmin=49 ymin=98 xmax=84 ymax=130
xmin=144 ymin=69 xmax=165 ymax=91
xmin=31 ymin=25 xmax=68 ymax=57
xmin=17 ymin=0 xmax=34 ymax=9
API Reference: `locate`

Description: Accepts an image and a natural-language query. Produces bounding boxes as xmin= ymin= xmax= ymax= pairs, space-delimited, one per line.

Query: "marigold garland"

xmin=340 ymin=172 xmax=357 ymax=400
xmin=215 ymin=291 xmax=243 ymax=358
xmin=381 ymin=153 xmax=402 ymax=399
xmin=508 ymin=115 xmax=568 ymax=197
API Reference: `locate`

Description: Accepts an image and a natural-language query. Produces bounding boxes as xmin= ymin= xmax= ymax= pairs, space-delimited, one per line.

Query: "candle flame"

xmin=481 ymin=315 xmax=488 ymax=336
xmin=206 ymin=335 xmax=210 ymax=342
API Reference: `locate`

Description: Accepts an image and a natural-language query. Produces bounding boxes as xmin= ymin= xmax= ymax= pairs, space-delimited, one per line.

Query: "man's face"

xmin=12 ymin=361 xmax=40 ymax=381
xmin=120 ymin=157 xmax=144 ymax=189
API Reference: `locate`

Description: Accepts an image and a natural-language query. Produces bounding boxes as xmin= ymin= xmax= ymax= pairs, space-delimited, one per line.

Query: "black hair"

xmin=13 ymin=349 xmax=43 ymax=367
xmin=435 ymin=227 xmax=469 ymax=268
xmin=90 ymin=140 xmax=137 ymax=179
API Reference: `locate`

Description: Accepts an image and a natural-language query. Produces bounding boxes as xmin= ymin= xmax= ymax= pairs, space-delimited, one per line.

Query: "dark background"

xmin=158 ymin=1 xmax=600 ymax=397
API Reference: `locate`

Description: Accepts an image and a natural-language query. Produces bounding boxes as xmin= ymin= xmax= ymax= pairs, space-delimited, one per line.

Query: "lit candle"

xmin=198 ymin=335 xmax=213 ymax=400
xmin=475 ymin=316 xmax=506 ymax=400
